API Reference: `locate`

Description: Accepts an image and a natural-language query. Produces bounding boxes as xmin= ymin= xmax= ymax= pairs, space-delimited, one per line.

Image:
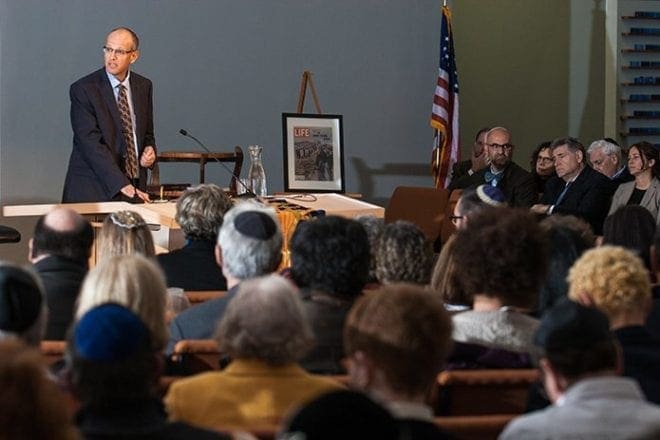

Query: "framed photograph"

xmin=282 ymin=113 xmax=345 ymax=193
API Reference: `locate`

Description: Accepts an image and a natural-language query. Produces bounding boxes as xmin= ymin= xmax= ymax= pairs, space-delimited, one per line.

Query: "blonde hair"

xmin=97 ymin=210 xmax=155 ymax=261
xmin=568 ymin=245 xmax=651 ymax=319
xmin=76 ymin=255 xmax=168 ymax=350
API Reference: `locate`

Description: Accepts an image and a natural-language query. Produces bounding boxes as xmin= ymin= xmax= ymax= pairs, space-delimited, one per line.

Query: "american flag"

xmin=431 ymin=5 xmax=459 ymax=189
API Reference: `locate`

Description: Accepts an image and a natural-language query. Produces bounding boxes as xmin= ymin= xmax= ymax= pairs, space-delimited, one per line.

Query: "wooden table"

xmin=3 ymin=194 xmax=384 ymax=265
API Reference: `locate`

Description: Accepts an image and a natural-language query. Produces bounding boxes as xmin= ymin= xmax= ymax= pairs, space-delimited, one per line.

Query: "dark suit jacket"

xmin=450 ymin=159 xmax=472 ymax=185
xmin=34 ymin=255 xmax=87 ymax=340
xmin=615 ymin=326 xmax=660 ymax=405
xmin=448 ymin=161 xmax=537 ymax=207
xmin=166 ymin=285 xmax=239 ymax=355
xmin=541 ymin=166 xmax=615 ymax=235
xmin=156 ymin=240 xmax=227 ymax=291
xmin=63 ymin=68 xmax=155 ymax=202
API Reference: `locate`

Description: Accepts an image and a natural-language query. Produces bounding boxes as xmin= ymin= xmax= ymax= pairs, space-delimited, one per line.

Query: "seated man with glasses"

xmin=449 ymin=126 xmax=537 ymax=207
xmin=63 ymin=26 xmax=156 ymax=203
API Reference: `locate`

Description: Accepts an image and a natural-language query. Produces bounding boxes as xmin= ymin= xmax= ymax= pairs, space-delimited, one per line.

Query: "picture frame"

xmin=282 ymin=113 xmax=345 ymax=193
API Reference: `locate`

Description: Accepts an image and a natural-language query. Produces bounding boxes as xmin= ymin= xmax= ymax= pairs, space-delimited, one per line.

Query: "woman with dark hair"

xmin=535 ymin=224 xmax=591 ymax=317
xmin=603 ymin=205 xmax=656 ymax=270
xmin=609 ymin=141 xmax=660 ymax=223
xmin=530 ymin=141 xmax=556 ymax=197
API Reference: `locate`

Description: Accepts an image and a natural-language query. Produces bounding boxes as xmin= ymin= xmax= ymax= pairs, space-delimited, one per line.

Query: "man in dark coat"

xmin=449 ymin=127 xmax=537 ymax=207
xmin=29 ymin=208 xmax=93 ymax=340
xmin=532 ymin=137 xmax=615 ymax=235
xmin=63 ymin=27 xmax=156 ymax=202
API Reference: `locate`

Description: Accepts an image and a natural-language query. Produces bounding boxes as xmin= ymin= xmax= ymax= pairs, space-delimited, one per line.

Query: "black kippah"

xmin=234 ymin=211 xmax=276 ymax=240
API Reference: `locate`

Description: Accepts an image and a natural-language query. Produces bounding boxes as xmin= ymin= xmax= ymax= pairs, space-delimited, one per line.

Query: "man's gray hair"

xmin=215 ymin=275 xmax=313 ymax=365
xmin=217 ymin=201 xmax=283 ymax=279
xmin=587 ymin=139 xmax=622 ymax=162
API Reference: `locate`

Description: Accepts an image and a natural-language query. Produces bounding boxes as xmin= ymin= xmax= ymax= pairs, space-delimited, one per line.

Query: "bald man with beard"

xmin=29 ymin=208 xmax=93 ymax=339
xmin=449 ymin=127 xmax=537 ymax=207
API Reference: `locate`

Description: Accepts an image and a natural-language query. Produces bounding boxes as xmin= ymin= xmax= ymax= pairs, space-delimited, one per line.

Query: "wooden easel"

xmin=296 ymin=70 xmax=323 ymax=114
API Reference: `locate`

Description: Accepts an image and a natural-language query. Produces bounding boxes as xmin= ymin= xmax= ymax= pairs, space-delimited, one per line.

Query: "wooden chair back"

xmin=434 ymin=368 xmax=539 ymax=416
xmin=184 ymin=290 xmax=227 ymax=304
xmin=440 ymin=189 xmax=462 ymax=244
xmin=170 ymin=339 xmax=223 ymax=374
xmin=384 ymin=186 xmax=449 ymax=245
xmin=149 ymin=146 xmax=244 ymax=196
xmin=435 ymin=414 xmax=516 ymax=440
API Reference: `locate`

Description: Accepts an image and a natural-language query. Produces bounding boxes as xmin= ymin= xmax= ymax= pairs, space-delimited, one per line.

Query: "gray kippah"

xmin=234 ymin=211 xmax=276 ymax=240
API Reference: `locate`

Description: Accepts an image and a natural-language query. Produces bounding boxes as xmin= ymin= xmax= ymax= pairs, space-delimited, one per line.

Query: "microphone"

xmin=178 ymin=129 xmax=256 ymax=198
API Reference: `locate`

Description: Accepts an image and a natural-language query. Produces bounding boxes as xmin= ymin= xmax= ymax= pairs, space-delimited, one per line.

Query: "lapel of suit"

xmin=558 ymin=166 xmax=589 ymax=206
xmin=130 ymin=74 xmax=144 ymax=150
xmin=640 ymin=178 xmax=660 ymax=209
xmin=98 ymin=69 xmax=124 ymax=153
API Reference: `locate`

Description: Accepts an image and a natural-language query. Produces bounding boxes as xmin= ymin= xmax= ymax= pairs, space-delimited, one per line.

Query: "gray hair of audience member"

xmin=374 ymin=221 xmax=433 ymax=285
xmin=587 ymin=139 xmax=622 ymax=163
xmin=0 ymin=263 xmax=46 ymax=347
xmin=215 ymin=275 xmax=313 ymax=365
xmin=354 ymin=215 xmax=384 ymax=283
xmin=76 ymin=254 xmax=168 ymax=350
xmin=175 ymin=184 xmax=233 ymax=241
xmin=217 ymin=201 xmax=283 ymax=279
xmin=97 ymin=210 xmax=155 ymax=261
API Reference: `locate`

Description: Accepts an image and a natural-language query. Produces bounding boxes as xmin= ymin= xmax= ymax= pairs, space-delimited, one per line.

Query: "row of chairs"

xmin=39 ymin=338 xmax=535 ymax=439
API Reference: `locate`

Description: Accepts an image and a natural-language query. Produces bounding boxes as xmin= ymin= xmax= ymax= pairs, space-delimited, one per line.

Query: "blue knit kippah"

xmin=476 ymin=184 xmax=506 ymax=207
xmin=234 ymin=211 xmax=276 ymax=240
xmin=74 ymin=303 xmax=147 ymax=362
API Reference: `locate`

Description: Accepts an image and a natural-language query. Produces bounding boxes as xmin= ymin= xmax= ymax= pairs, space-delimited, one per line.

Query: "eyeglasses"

xmin=487 ymin=143 xmax=513 ymax=152
xmin=449 ymin=215 xmax=465 ymax=225
xmin=102 ymin=46 xmax=136 ymax=57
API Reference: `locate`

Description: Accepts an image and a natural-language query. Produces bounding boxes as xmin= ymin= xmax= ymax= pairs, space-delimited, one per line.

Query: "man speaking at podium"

xmin=62 ymin=27 xmax=156 ymax=203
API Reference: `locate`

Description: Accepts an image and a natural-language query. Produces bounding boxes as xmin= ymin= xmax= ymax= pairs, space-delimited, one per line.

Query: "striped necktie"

xmin=117 ymin=84 xmax=139 ymax=179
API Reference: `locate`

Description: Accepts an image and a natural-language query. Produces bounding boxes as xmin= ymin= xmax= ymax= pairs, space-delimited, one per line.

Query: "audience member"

xmin=609 ymin=141 xmax=660 ymax=224
xmin=429 ymin=234 xmax=471 ymax=311
xmin=587 ymin=138 xmax=633 ymax=184
xmin=533 ymin=137 xmax=615 ymax=234
xmin=354 ymin=215 xmax=384 ymax=285
xmin=374 ymin=221 xmax=433 ymax=285
xmin=344 ymin=283 xmax=453 ymax=438
xmin=449 ymin=127 xmax=490 ymax=184
xmin=0 ymin=263 xmax=45 ymax=347
xmin=167 ymin=201 xmax=282 ymax=354
xmin=449 ymin=208 xmax=547 ymax=367
xmin=534 ymin=224 xmax=591 ymax=317
xmin=568 ymin=246 xmax=660 ymax=403
xmin=280 ymin=390 xmax=400 ymax=440
xmin=76 ymin=254 xmax=168 ymax=350
xmin=67 ymin=303 xmax=226 ymax=439
xmin=539 ymin=213 xmax=597 ymax=247
xmin=449 ymin=127 xmax=536 ymax=207
xmin=165 ymin=275 xmax=342 ymax=431
xmin=530 ymin=141 xmax=556 ymax=196
xmin=290 ymin=215 xmax=370 ymax=374
xmin=157 ymin=184 xmax=232 ymax=290
xmin=450 ymin=184 xmax=505 ymax=230
xmin=0 ymin=339 xmax=77 ymax=440
xmin=97 ymin=210 xmax=155 ymax=260
xmin=29 ymin=207 xmax=93 ymax=340
xmin=501 ymin=299 xmax=660 ymax=439
xmin=603 ymin=205 xmax=656 ymax=270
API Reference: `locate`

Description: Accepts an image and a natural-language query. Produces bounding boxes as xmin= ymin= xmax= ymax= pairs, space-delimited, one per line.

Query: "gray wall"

xmin=0 ymin=0 xmax=607 ymax=262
